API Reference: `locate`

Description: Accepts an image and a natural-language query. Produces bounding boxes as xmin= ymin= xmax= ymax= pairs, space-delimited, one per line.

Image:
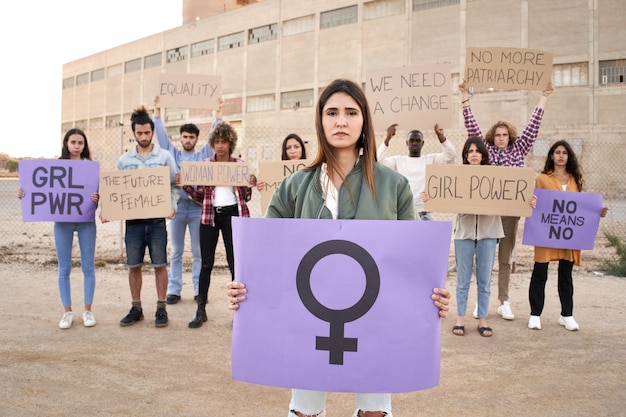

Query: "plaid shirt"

xmin=463 ymin=106 xmax=544 ymax=167
xmin=182 ymin=156 xmax=252 ymax=226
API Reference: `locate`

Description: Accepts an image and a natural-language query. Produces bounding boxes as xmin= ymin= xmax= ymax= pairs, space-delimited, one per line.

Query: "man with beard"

xmin=116 ymin=105 xmax=178 ymax=328
xmin=377 ymin=124 xmax=456 ymax=220
xmin=152 ymin=96 xmax=223 ymax=305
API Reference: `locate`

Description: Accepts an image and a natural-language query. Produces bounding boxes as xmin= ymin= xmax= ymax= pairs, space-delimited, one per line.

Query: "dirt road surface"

xmin=0 ymin=261 xmax=624 ymax=417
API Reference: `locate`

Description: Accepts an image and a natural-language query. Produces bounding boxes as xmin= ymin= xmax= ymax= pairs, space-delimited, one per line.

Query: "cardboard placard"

xmin=157 ymin=73 xmax=221 ymax=109
xmin=18 ymin=159 xmax=100 ymax=222
xmin=180 ymin=161 xmax=252 ymax=186
xmin=99 ymin=167 xmax=172 ymax=221
xmin=258 ymin=159 xmax=312 ymax=214
xmin=465 ymin=47 xmax=553 ymax=90
xmin=424 ymin=164 xmax=535 ymax=217
xmin=365 ymin=63 xmax=453 ymax=130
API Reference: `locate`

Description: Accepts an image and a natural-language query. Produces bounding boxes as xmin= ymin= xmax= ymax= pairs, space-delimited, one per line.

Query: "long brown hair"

xmin=60 ymin=128 xmax=91 ymax=160
xmin=281 ymin=133 xmax=307 ymax=160
xmin=309 ymin=79 xmax=377 ymax=200
xmin=542 ymin=140 xmax=584 ymax=191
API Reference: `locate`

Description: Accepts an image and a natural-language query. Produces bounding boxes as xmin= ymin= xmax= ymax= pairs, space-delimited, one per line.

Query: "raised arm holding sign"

xmin=377 ymin=123 xmax=456 ymax=220
xmin=152 ymin=94 xmax=224 ymax=305
xmin=458 ymin=76 xmax=554 ymax=321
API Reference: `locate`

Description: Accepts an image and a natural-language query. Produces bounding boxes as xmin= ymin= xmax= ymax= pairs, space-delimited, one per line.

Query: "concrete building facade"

xmin=62 ymin=0 xmax=626 ymax=196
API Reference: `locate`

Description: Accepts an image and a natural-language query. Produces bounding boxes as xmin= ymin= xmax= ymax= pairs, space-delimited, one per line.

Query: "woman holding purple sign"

xmin=226 ymin=79 xmax=451 ymax=417
xmin=18 ymin=129 xmax=100 ymax=329
xmin=528 ymin=140 xmax=608 ymax=331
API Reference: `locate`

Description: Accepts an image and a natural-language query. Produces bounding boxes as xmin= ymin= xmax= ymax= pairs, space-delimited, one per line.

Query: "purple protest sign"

xmin=522 ymin=188 xmax=603 ymax=250
xmin=231 ymin=217 xmax=452 ymax=393
xmin=19 ymin=159 xmax=100 ymax=222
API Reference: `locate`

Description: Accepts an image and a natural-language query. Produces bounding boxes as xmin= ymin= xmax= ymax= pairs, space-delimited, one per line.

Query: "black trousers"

xmin=198 ymin=205 xmax=238 ymax=299
xmin=529 ymin=259 xmax=574 ymax=317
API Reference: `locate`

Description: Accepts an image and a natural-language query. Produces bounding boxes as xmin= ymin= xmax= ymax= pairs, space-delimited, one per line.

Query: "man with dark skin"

xmin=377 ymin=123 xmax=456 ymax=220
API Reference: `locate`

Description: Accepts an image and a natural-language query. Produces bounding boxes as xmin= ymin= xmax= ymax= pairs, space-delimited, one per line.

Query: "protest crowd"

xmin=8 ymin=53 xmax=620 ymax=417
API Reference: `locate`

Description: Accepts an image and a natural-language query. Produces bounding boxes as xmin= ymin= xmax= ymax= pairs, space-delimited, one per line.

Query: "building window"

xmin=246 ymin=94 xmax=275 ymax=112
xmin=106 ymin=115 xmax=121 ymax=128
xmin=167 ymin=46 xmax=188 ymax=63
xmin=249 ymin=23 xmax=278 ymax=44
xmin=144 ymin=53 xmax=162 ymax=69
xmin=164 ymin=109 xmax=186 ymax=122
xmin=63 ymin=77 xmax=75 ymax=89
xmin=62 ymin=122 xmax=73 ymax=132
xmin=412 ymin=0 xmax=459 ymax=11
xmin=599 ymin=59 xmax=626 ymax=85
xmin=283 ymin=15 xmax=315 ymax=36
xmin=281 ymin=89 xmax=314 ymax=110
xmin=124 ymin=58 xmax=142 ymax=73
xmin=108 ymin=63 xmax=122 ymax=77
xmin=364 ymin=0 xmax=405 ymax=20
xmin=553 ymin=63 xmax=588 ymax=87
xmin=191 ymin=39 xmax=215 ymax=57
xmin=218 ymin=32 xmax=245 ymax=51
xmin=321 ymin=5 xmax=358 ymax=29
xmin=89 ymin=117 xmax=104 ymax=130
xmin=75 ymin=120 xmax=88 ymax=130
xmin=76 ymin=73 xmax=89 ymax=86
xmin=91 ymin=68 xmax=105 ymax=82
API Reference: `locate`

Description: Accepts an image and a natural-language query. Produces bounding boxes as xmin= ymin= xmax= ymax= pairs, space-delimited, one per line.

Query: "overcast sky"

xmin=0 ymin=0 xmax=182 ymax=158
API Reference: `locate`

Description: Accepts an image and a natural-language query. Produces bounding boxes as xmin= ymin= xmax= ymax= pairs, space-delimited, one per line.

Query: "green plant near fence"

xmin=604 ymin=233 xmax=626 ymax=277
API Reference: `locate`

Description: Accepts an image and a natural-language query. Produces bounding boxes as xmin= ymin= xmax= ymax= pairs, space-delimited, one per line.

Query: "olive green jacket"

xmin=266 ymin=161 xmax=416 ymax=221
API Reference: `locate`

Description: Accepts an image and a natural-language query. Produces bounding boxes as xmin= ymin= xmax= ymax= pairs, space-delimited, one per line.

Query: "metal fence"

xmin=1 ymin=125 xmax=624 ymax=273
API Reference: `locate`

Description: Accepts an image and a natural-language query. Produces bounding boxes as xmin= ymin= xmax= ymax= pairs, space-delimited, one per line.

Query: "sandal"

xmin=477 ymin=326 xmax=493 ymax=337
xmin=452 ymin=325 xmax=465 ymax=336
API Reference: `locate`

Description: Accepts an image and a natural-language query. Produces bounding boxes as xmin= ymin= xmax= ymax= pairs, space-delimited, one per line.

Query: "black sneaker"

xmin=166 ymin=294 xmax=180 ymax=305
xmin=120 ymin=306 xmax=144 ymax=326
xmin=155 ymin=308 xmax=168 ymax=327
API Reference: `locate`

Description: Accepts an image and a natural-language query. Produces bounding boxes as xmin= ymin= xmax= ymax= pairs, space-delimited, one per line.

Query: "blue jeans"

xmin=454 ymin=238 xmax=497 ymax=318
xmin=54 ymin=222 xmax=97 ymax=308
xmin=418 ymin=211 xmax=434 ymax=221
xmin=288 ymin=390 xmax=391 ymax=416
xmin=167 ymin=199 xmax=202 ymax=296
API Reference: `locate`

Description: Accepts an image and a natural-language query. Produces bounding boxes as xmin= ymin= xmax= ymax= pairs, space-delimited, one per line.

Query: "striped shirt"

xmin=463 ymin=106 xmax=544 ymax=167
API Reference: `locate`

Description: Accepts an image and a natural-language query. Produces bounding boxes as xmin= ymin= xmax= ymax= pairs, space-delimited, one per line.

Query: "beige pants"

xmin=498 ymin=216 xmax=520 ymax=302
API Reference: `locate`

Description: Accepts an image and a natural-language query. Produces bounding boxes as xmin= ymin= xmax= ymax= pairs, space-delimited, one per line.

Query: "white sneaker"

xmin=352 ymin=411 xmax=389 ymax=417
xmin=528 ymin=315 xmax=542 ymax=330
xmin=558 ymin=316 xmax=579 ymax=331
xmin=59 ymin=312 xmax=74 ymax=329
xmin=497 ymin=301 xmax=515 ymax=320
xmin=472 ymin=304 xmax=479 ymax=319
xmin=83 ymin=310 xmax=96 ymax=327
